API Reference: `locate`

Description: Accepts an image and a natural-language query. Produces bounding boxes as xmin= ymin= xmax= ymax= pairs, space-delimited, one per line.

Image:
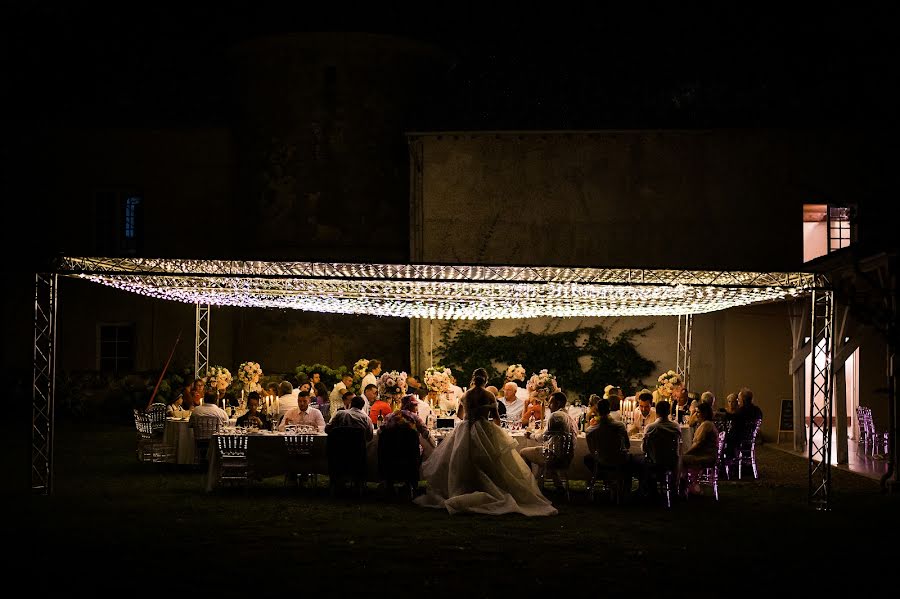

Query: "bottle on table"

xmin=377 ymin=413 xmax=384 ymax=429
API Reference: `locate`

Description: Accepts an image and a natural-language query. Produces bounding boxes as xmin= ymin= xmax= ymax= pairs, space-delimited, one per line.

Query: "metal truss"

xmin=195 ymin=303 xmax=210 ymax=379
xmin=676 ymin=314 xmax=693 ymax=390
xmin=808 ymin=280 xmax=834 ymax=510
xmin=32 ymin=273 xmax=57 ymax=495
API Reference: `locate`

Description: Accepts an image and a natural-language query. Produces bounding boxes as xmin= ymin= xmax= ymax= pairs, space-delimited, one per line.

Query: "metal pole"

xmin=32 ymin=272 xmax=57 ymax=495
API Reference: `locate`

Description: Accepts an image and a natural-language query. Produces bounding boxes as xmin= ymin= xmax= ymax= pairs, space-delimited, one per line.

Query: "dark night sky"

xmin=4 ymin=3 xmax=896 ymax=130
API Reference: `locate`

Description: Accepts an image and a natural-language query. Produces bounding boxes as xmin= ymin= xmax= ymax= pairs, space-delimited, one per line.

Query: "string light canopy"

xmin=59 ymin=256 xmax=817 ymax=319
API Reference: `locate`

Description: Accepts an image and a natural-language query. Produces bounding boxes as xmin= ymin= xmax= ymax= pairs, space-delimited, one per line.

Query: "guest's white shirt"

xmin=277 ymin=393 xmax=298 ymax=416
xmin=329 ymin=383 xmax=348 ymax=418
xmin=360 ymin=373 xmax=378 ymax=396
xmin=278 ymin=406 xmax=326 ymax=432
xmin=192 ymin=403 xmax=228 ymax=426
xmin=515 ymin=386 xmax=529 ymax=402
xmin=628 ymin=408 xmax=657 ymax=435
xmin=500 ymin=397 xmax=525 ymax=422
xmin=450 ymin=384 xmax=464 ymax=402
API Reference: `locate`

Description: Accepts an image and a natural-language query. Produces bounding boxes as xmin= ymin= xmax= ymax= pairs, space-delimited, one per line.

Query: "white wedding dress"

xmin=415 ymin=391 xmax=558 ymax=517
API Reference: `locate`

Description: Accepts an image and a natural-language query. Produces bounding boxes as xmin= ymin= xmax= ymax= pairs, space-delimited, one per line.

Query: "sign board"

xmin=777 ymin=399 xmax=793 ymax=443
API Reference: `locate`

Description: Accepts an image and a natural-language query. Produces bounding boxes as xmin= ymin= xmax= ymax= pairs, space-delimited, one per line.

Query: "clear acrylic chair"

xmin=539 ymin=431 xmax=576 ymax=501
xmin=283 ymin=434 xmax=319 ymax=487
xmin=191 ymin=415 xmax=221 ymax=466
xmin=684 ymin=430 xmax=726 ymax=501
xmin=133 ymin=409 xmax=175 ymax=463
xmin=216 ymin=434 xmax=250 ymax=487
xmin=723 ymin=418 xmax=762 ymax=480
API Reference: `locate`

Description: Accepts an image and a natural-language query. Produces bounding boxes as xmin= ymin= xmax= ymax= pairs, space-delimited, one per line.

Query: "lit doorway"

xmin=804 ymin=344 xmax=860 ymax=441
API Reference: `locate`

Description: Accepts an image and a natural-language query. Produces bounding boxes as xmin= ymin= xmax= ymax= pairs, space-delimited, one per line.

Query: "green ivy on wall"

xmin=436 ymin=320 xmax=657 ymax=398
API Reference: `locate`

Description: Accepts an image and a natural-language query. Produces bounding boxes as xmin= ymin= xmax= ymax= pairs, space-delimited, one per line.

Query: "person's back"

xmin=643 ymin=402 xmax=680 ymax=468
xmin=326 ymin=396 xmax=373 ymax=441
xmin=586 ymin=416 xmax=630 ymax=466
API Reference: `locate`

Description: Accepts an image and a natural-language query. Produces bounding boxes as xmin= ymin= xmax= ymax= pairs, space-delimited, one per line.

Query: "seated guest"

xmin=725 ymin=388 xmax=762 ymax=457
xmin=332 ymin=390 xmax=356 ymax=414
xmin=236 ymin=392 xmax=269 ymax=429
xmin=406 ymin=375 xmax=429 ymax=399
xmin=193 ymin=390 xmax=229 ymax=426
xmin=360 ymin=383 xmax=374 ymax=415
xmin=627 ymin=392 xmax=657 ymax=435
xmin=520 ymin=396 xmax=551 ymax=427
xmin=167 ymin=393 xmax=184 ymax=416
xmin=191 ymin=378 xmax=206 ymax=407
xmin=381 ymin=394 xmax=437 ymax=458
xmin=278 ymin=391 xmax=326 ymax=432
xmin=688 ymin=391 xmax=716 ymax=427
xmin=368 ymin=385 xmax=393 ymax=426
xmin=682 ymin=402 xmax=719 ymax=493
xmin=499 ymin=382 xmax=525 ymax=422
xmin=519 ymin=392 xmax=578 ymax=476
xmin=637 ymin=400 xmax=680 ymax=499
xmin=584 ymin=397 xmax=633 ymax=494
xmin=485 ymin=386 xmax=507 ymax=418
xmin=671 ymin=385 xmax=691 ymax=424
xmin=642 ymin=400 xmax=680 ymax=467
xmin=325 ymin=394 xmax=373 ymax=442
xmin=276 ymin=381 xmax=298 ymax=417
xmin=584 ymin=397 xmax=630 ymax=470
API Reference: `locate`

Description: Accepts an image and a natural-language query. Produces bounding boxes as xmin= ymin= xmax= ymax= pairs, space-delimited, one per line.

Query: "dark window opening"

xmin=98 ymin=324 xmax=134 ymax=373
xmin=95 ymin=191 xmax=143 ymax=255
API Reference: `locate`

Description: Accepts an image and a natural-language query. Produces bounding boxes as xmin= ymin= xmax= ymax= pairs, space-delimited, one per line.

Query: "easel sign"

xmin=777 ymin=399 xmax=793 ymax=443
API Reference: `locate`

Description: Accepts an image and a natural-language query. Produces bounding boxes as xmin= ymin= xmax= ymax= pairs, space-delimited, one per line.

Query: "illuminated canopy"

xmin=59 ymin=256 xmax=817 ymax=319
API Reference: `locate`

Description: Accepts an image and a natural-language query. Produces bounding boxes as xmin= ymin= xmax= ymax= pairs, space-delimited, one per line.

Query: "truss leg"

xmin=32 ymin=273 xmax=58 ymax=495
xmin=808 ymin=281 xmax=834 ymax=510
xmin=195 ymin=303 xmax=210 ymax=378
xmin=676 ymin=314 xmax=693 ymax=390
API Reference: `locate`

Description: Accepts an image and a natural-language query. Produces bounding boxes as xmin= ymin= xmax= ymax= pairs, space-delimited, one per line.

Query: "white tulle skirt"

xmin=414 ymin=420 xmax=558 ymax=517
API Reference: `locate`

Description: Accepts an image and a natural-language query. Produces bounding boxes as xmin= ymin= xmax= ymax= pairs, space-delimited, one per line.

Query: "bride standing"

xmin=414 ymin=368 xmax=558 ymax=516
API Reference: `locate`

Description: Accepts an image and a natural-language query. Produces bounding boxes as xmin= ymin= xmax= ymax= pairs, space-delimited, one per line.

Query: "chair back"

xmin=147 ymin=403 xmax=167 ymax=434
xmin=740 ymin=418 xmax=763 ymax=449
xmin=216 ymin=434 xmax=248 ymax=458
xmin=586 ymin=426 xmax=628 ymax=466
xmin=327 ymin=427 xmax=368 ymax=479
xmin=377 ymin=426 xmax=421 ymax=482
xmin=133 ymin=409 xmax=154 ymax=439
xmin=644 ymin=428 xmax=680 ymax=470
xmin=191 ymin=415 xmax=221 ymax=441
xmin=542 ymin=431 xmax=576 ymax=469
xmin=284 ymin=434 xmax=317 ymax=457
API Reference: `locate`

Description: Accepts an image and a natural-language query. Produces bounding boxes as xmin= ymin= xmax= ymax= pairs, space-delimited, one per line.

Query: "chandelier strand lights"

xmin=60 ymin=257 xmax=816 ymax=320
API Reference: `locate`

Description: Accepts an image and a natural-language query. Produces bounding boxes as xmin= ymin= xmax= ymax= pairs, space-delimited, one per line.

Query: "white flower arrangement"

xmin=424 ymin=366 xmax=452 ymax=394
xmin=353 ymin=358 xmax=370 ymax=381
xmin=206 ymin=365 xmax=232 ymax=391
xmin=526 ymin=369 xmax=559 ymax=399
xmin=236 ymin=361 xmax=263 ymax=390
xmin=656 ymin=370 xmax=683 ymax=399
xmin=505 ymin=363 xmax=526 ymax=382
xmin=377 ymin=370 xmax=408 ymax=399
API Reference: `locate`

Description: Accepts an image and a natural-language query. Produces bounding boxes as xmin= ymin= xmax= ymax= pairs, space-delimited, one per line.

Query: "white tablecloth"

xmin=163 ymin=419 xmax=195 ymax=464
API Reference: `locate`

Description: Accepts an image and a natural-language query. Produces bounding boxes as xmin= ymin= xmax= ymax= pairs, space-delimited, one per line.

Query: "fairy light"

xmin=60 ymin=257 xmax=815 ymax=319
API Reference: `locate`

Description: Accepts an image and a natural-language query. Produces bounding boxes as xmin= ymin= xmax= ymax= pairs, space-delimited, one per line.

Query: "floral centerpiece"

xmin=424 ymin=366 xmax=452 ymax=394
xmin=236 ymin=361 xmax=263 ymax=392
xmin=378 ymin=370 xmax=408 ymax=401
xmin=505 ymin=363 xmax=526 ymax=382
xmin=526 ymin=369 xmax=559 ymax=400
xmin=353 ymin=358 xmax=370 ymax=381
xmin=656 ymin=370 xmax=683 ymax=399
xmin=206 ymin=366 xmax=232 ymax=391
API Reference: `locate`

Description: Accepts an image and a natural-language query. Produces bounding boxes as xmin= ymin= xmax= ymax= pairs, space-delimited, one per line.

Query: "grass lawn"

xmin=24 ymin=421 xmax=900 ymax=597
